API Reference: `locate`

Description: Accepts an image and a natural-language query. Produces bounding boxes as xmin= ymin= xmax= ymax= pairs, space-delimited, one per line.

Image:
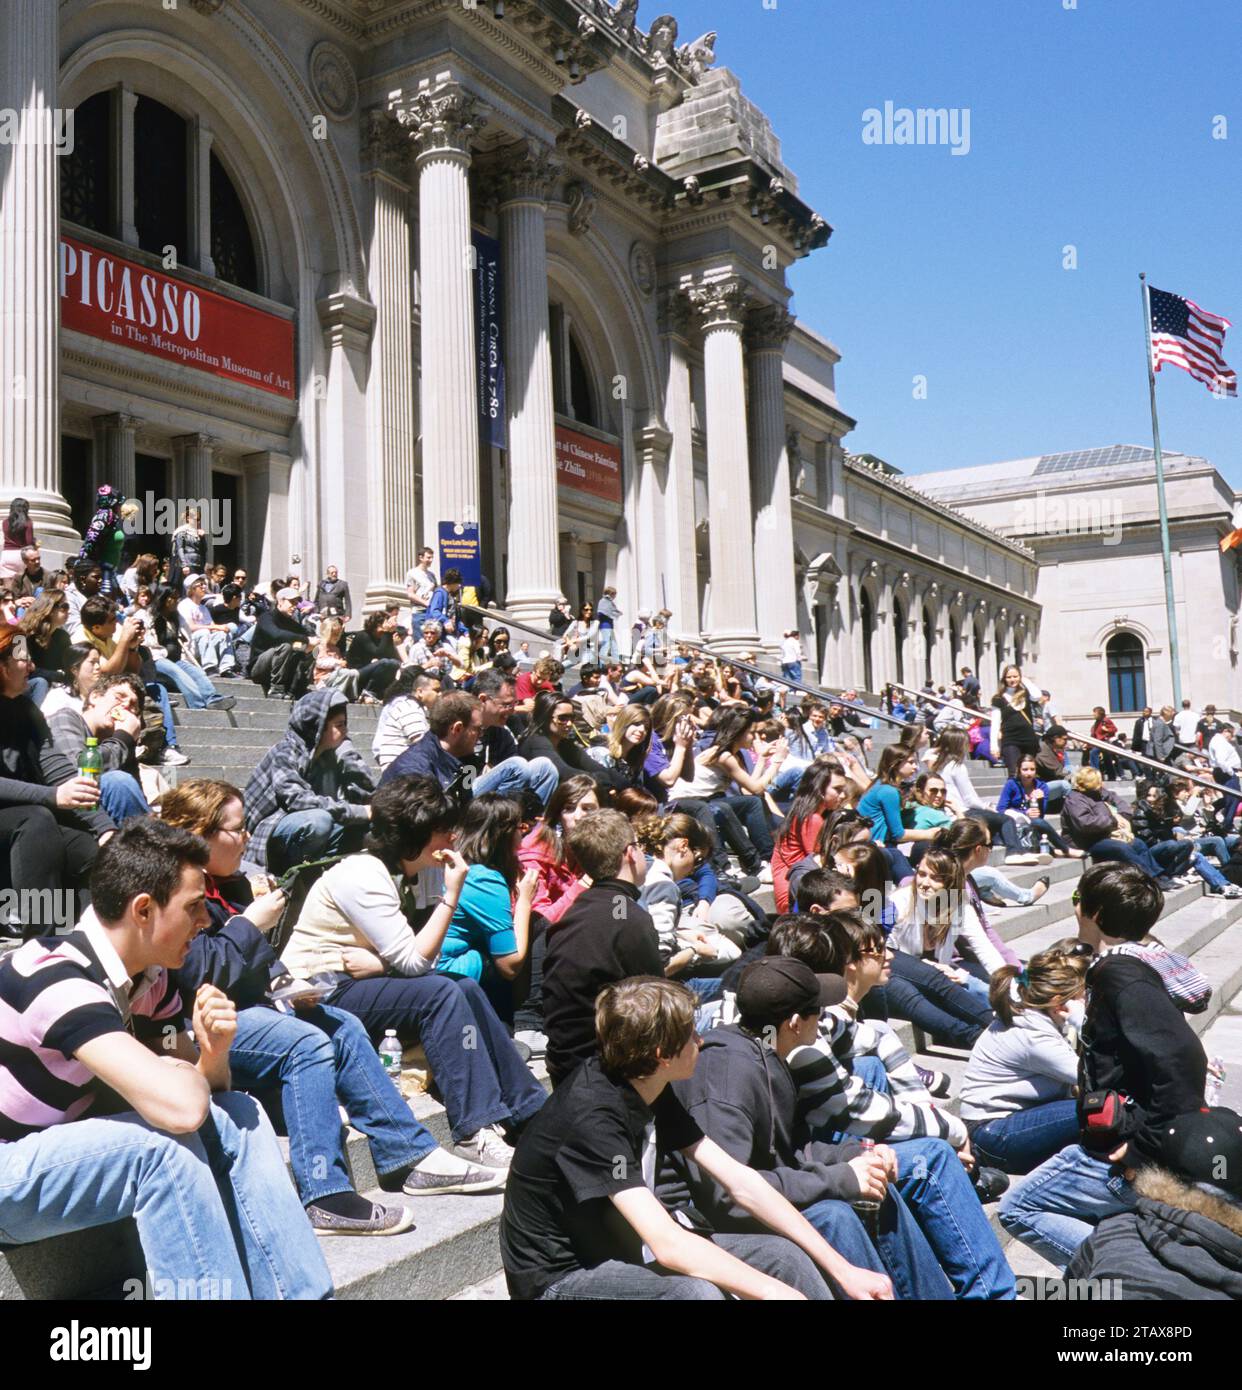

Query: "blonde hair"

xmin=607 ymin=705 xmax=653 ymax=764
xmin=914 ymin=848 xmax=965 ymax=948
xmin=1074 ymin=765 xmax=1103 ymax=792
xmin=989 ymin=938 xmax=1088 ymax=1027
xmin=160 ymin=778 xmax=244 ymax=837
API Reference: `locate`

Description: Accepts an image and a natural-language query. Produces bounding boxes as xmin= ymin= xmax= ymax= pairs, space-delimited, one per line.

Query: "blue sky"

xmin=668 ymin=0 xmax=1242 ymax=483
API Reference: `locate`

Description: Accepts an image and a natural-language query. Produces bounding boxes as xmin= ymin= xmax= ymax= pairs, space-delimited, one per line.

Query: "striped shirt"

xmin=0 ymin=923 xmax=184 ymax=1142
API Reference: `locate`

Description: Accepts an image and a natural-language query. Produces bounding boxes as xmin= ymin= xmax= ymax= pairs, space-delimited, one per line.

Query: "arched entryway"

xmin=859 ymin=588 xmax=875 ymax=692
xmin=922 ymin=605 xmax=935 ymax=684
xmin=893 ymin=597 xmax=906 ymax=686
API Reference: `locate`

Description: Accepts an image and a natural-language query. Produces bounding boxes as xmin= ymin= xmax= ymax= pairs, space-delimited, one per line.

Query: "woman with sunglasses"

xmin=930 ymin=729 xmax=1042 ymax=866
xmin=517 ymin=689 xmax=609 ymax=788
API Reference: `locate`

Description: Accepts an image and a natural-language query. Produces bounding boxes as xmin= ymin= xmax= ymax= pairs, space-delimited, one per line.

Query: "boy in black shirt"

xmin=501 ymin=976 xmax=891 ymax=1300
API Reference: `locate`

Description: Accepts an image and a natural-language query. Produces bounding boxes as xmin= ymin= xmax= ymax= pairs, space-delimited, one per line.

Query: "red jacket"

xmin=517 ymin=827 xmax=588 ymax=926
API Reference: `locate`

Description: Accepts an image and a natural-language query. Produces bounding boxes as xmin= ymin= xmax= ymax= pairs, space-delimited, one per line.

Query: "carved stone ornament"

xmin=897 ymin=570 xmax=911 ymax=590
xmin=566 ymin=181 xmax=597 ymax=236
xmin=953 ymin=589 xmax=965 ymax=607
xmin=188 ymin=0 xmax=226 ymax=13
xmin=633 ymin=153 xmax=650 ymax=173
xmin=574 ymin=107 xmax=593 ymax=130
xmin=658 ymin=287 xmax=692 ymax=336
xmin=310 ymin=41 xmax=358 ymax=122
xmin=746 ymin=302 xmax=795 ymax=352
xmin=363 ymin=108 xmax=408 ymax=176
xmin=683 ymin=174 xmax=703 ymax=205
xmin=489 ymin=141 xmax=560 ymax=203
xmin=398 ymin=83 xmax=487 ymax=159
xmin=646 ymin=13 xmax=679 ymax=65
xmin=687 ymin=277 xmax=750 ymax=329
xmin=675 ymin=31 xmax=717 ymax=82
xmin=629 ymin=241 xmax=655 ymax=297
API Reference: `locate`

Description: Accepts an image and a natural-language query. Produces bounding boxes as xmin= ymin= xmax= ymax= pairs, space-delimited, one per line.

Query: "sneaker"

xmin=161 ymin=747 xmax=190 ymax=766
xmin=513 ymin=1029 xmax=547 ymax=1058
xmin=1223 ymin=885 xmax=1242 ymax=899
xmin=452 ymin=1125 xmax=515 ymax=1170
xmin=402 ymin=1152 xmax=506 ymax=1196
xmin=307 ymin=1199 xmax=415 ymax=1237
xmin=915 ymin=1065 xmax=952 ymax=1099
xmin=210 ymin=695 xmax=237 ymax=712
xmin=1004 ymin=853 xmax=1039 ymax=866
xmin=755 ymin=863 xmax=774 ymax=886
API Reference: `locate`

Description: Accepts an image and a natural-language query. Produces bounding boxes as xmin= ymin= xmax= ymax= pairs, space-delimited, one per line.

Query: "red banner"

xmin=555 ymin=424 xmax=622 ymax=505
xmin=59 ymin=233 xmax=295 ymax=398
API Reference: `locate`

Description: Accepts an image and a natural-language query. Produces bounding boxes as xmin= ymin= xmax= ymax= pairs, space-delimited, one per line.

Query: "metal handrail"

xmin=883 ymin=678 xmax=1223 ymax=798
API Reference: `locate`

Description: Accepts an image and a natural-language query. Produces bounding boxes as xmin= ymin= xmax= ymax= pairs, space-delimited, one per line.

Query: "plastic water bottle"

xmin=1206 ymin=1056 xmax=1226 ymax=1107
xmin=378 ymin=1030 xmax=402 ymax=1081
xmin=851 ymin=1137 xmax=882 ymax=1238
xmin=78 ymin=736 xmax=102 ymax=785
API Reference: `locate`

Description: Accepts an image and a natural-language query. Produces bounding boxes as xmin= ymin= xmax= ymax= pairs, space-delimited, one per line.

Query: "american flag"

xmin=1149 ymin=285 xmax=1237 ymax=396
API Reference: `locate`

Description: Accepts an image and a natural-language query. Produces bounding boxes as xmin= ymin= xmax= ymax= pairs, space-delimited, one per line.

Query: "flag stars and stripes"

xmin=1149 ymin=285 xmax=1237 ymax=396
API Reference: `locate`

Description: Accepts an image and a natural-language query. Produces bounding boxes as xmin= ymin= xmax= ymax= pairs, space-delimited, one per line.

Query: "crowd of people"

xmin=0 ymin=497 xmax=1239 ymax=1302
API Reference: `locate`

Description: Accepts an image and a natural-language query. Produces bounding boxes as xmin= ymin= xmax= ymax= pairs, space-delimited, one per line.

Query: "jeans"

xmin=971 ymin=864 xmax=1035 ymax=907
xmin=1043 ymin=778 xmax=1071 ymax=813
xmin=99 ymin=770 xmax=150 ymax=823
xmin=1085 ymin=837 xmax=1165 ymax=878
xmin=1146 ymin=839 xmax=1193 ymax=877
xmin=885 ymin=949 xmax=993 ymax=1048
xmin=1214 ymin=769 xmax=1241 ymax=827
xmin=354 ymin=658 xmax=400 ymax=698
xmin=965 ymin=807 xmax=1025 ymax=856
xmin=1194 ymin=835 xmax=1233 ymax=865
xmin=144 ymin=680 xmax=180 ymax=750
xmin=266 ymin=810 xmax=368 ymax=876
xmin=801 ymin=1191 xmax=952 ymax=1300
xmin=967 ymin=1100 xmax=1081 ymax=1175
xmin=474 ymin=755 xmax=559 ymax=806
xmin=539 ymin=1232 xmax=831 ymax=1300
xmin=187 ymin=627 xmax=236 ymax=673
xmin=769 ymin=759 xmax=811 ymax=802
xmin=327 ymin=973 xmax=546 ymax=1143
xmin=0 ymin=1092 xmax=332 ymax=1299
xmin=882 ymin=846 xmax=915 ymax=883
xmin=999 ymin=1143 xmax=1136 ymax=1271
xmin=780 ymin=661 xmax=803 ymax=684
xmin=153 ymin=656 xmax=224 ymax=709
xmin=700 ymin=796 xmax=773 ymax=871
xmin=26 ymin=674 xmax=49 ymax=705
xmin=1190 ymin=851 xmax=1229 ymax=890
xmin=1024 ymin=817 xmax=1070 ymax=853
xmin=228 ymin=1003 xmax=437 ymax=1203
xmin=595 ymin=626 xmax=620 ymax=664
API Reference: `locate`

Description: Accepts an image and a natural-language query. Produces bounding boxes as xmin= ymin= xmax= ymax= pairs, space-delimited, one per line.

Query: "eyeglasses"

xmin=552 ymin=713 xmax=573 ymax=724
xmin=858 ymin=943 xmax=894 ymax=959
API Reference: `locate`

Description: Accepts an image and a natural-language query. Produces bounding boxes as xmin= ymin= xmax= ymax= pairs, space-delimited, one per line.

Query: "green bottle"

xmin=79 ymin=736 xmax=102 ymax=784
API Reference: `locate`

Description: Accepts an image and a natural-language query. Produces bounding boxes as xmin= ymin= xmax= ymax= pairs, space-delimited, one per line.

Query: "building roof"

xmin=907 ymin=444 xmax=1210 ymax=502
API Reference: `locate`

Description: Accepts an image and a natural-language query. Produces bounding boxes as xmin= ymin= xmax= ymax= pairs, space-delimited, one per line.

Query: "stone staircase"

xmin=4 ymin=686 xmax=1241 ymax=1299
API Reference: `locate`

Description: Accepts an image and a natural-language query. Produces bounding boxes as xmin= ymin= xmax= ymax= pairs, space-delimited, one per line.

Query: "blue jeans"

xmin=1194 ymin=835 xmax=1233 ymax=865
xmin=846 ymin=1058 xmax=1015 ymax=1299
xmin=780 ymin=661 xmax=803 ymax=684
xmin=0 ymin=1091 xmax=332 ymax=1299
xmin=885 ymin=950 xmax=993 ymax=1048
xmin=1043 ymin=778 xmax=1071 ymax=812
xmin=266 ymin=810 xmax=367 ymax=876
xmin=26 ymin=675 xmax=49 ymax=705
xmin=595 ymin=626 xmax=620 ymax=664
xmin=801 ymin=1193 xmax=952 ymax=1300
xmin=769 ymin=759 xmax=811 ymax=802
xmin=99 ymin=770 xmax=150 ymax=823
xmin=1191 ymin=851 xmax=1229 ymax=890
xmin=144 ymin=680 xmax=180 ymax=750
xmin=1087 ymin=837 xmax=1164 ymax=877
xmin=1148 ymin=839 xmax=1193 ymax=877
xmin=968 ymin=1100 xmax=1081 ymax=1175
xmin=154 ymin=655 xmax=224 ymax=709
xmin=229 ymin=1003 xmax=436 ymax=1204
xmin=474 ymin=755 xmax=559 ymax=806
xmin=327 ymin=973 xmax=546 ymax=1143
xmin=187 ymin=627 xmax=236 ymax=673
xmin=882 ymin=846 xmax=915 ymax=882
xmin=999 ymin=1142 xmax=1136 ymax=1271
xmin=683 ymin=975 xmax=725 ymax=1003
xmin=971 ymin=864 xmax=1035 ymax=907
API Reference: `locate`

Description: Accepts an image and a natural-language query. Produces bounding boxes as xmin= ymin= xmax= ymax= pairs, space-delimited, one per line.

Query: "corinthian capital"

xmin=396 ymin=81 xmax=487 ymax=161
xmin=479 ymin=139 xmax=560 ymax=206
xmin=658 ymin=287 xmax=692 ymax=337
xmin=687 ymin=277 xmax=750 ymax=330
xmin=363 ymin=108 xmax=411 ymax=180
xmin=746 ymin=302 xmax=796 ymax=352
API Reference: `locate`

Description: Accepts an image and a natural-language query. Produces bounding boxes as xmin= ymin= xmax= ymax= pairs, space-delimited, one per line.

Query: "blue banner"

xmin=472 ymin=230 xmax=505 ymax=451
xmin=438 ymin=521 xmax=482 ymax=608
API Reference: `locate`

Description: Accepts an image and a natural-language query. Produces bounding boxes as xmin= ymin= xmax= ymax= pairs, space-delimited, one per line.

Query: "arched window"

xmin=949 ymin=616 xmax=960 ymax=673
xmin=61 ymin=91 xmax=111 ymax=231
xmin=210 ymin=152 xmax=259 ymax=293
xmin=973 ymin=621 xmax=984 ymax=673
xmin=859 ymin=588 xmax=874 ymax=693
xmin=134 ymin=96 xmax=188 ymax=258
xmin=568 ymin=330 xmax=598 ymax=429
xmin=1106 ymin=632 xmax=1147 ymax=713
xmin=922 ymin=606 xmax=934 ymax=684
xmin=893 ymin=598 xmax=905 ymax=686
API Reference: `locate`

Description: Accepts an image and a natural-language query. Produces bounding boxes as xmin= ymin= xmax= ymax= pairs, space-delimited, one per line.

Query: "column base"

xmin=364 ymin=581 xmax=408 ymax=615
xmin=703 ymin=630 xmax=764 ymax=660
xmin=503 ymin=592 xmax=563 ymax=629
xmin=13 ymin=491 xmax=81 ymax=568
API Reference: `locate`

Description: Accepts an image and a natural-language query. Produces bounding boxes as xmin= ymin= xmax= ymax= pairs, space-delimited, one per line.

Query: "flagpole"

xmin=1140 ymin=272 xmax=1183 ymax=709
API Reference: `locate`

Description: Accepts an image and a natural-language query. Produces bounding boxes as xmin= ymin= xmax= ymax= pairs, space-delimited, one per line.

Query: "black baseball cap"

xmin=1157 ymin=1107 xmax=1242 ymax=1197
xmin=736 ymin=958 xmax=847 ymax=1026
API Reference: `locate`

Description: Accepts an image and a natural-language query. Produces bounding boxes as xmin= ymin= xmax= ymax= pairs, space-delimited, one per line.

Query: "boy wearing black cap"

xmin=500 ymin=976 xmax=891 ymax=1301
xmin=662 ymin=956 xmax=956 ymax=1299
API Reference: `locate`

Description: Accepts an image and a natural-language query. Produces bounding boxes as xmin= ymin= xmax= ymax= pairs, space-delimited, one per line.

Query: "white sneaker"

xmin=755 ymin=863 xmax=774 ymax=885
xmin=513 ymin=1029 xmax=547 ymax=1058
xmin=161 ymin=747 xmax=190 ymax=766
xmin=452 ymin=1125 xmax=515 ymax=1170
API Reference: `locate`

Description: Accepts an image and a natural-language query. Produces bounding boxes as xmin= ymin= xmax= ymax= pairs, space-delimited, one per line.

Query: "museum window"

xmin=859 ymin=588 xmax=874 ymax=692
xmin=1106 ymin=632 xmax=1147 ymax=713
xmin=210 ymin=152 xmax=259 ymax=293
xmin=549 ymin=303 xmax=601 ymax=430
xmin=134 ymin=96 xmax=188 ymax=259
xmin=60 ymin=91 xmax=111 ymax=232
xmin=922 ymin=605 xmax=934 ymax=684
xmin=949 ymin=616 xmax=960 ymax=674
xmin=892 ymin=598 xmax=905 ymax=686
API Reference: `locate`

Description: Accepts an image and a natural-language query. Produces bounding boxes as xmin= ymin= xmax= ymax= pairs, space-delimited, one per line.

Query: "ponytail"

xmin=989 ymin=940 xmax=1089 ymax=1030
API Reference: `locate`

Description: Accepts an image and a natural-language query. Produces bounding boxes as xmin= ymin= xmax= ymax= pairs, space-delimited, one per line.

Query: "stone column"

xmin=747 ymin=303 xmax=798 ymax=653
xmin=243 ymin=450 xmax=291 ymax=583
xmin=491 ymin=140 xmax=561 ymax=623
xmin=112 ymin=86 xmax=139 ymax=247
xmin=92 ymin=413 xmax=140 ymax=501
xmin=0 ymin=0 xmax=77 ymax=552
xmin=659 ymin=289 xmax=702 ymax=639
xmin=187 ymin=117 xmax=216 ymax=278
xmin=398 ymin=79 xmax=485 ymax=554
xmin=173 ymin=433 xmax=216 ymax=567
xmin=689 ymin=278 xmax=759 ymax=654
xmin=362 ymin=112 xmax=417 ymax=610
